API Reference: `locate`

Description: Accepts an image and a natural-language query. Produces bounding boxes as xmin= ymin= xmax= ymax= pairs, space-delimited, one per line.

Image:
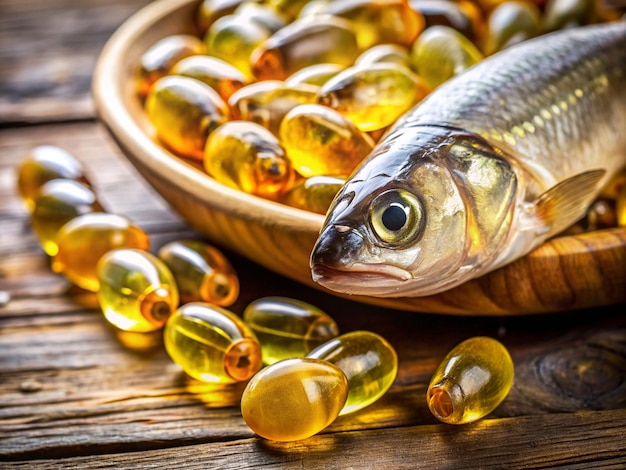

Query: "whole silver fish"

xmin=310 ymin=21 xmax=626 ymax=298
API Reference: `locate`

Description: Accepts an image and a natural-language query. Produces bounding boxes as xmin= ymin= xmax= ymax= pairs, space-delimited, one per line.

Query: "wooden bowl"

xmin=92 ymin=0 xmax=626 ymax=315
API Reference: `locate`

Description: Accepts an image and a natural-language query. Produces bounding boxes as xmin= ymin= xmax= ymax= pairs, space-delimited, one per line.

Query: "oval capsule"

xmin=482 ymin=1 xmax=541 ymax=55
xmin=307 ymin=330 xmax=398 ymax=415
xmin=409 ymin=0 xmax=484 ymax=43
xmin=196 ymin=0 xmax=249 ymax=34
xmin=243 ymin=296 xmax=340 ymax=365
xmin=240 ymin=357 xmax=348 ymax=441
xmin=285 ymin=63 xmax=345 ymax=87
xmin=427 ymin=336 xmax=514 ymax=425
xmin=97 ymin=249 xmax=179 ymax=332
xmin=164 ymin=302 xmax=262 ymax=383
xmin=354 ymin=43 xmax=411 ymax=68
xmin=281 ymin=175 xmax=346 ymax=214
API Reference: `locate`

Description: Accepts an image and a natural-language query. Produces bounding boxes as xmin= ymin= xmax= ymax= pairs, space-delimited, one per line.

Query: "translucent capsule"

xmin=266 ymin=0 xmax=313 ymax=21
xmin=204 ymin=120 xmax=295 ymax=199
xmin=279 ymin=104 xmax=374 ymax=177
xmin=30 ymin=179 xmax=105 ymax=256
xmin=354 ymin=44 xmax=411 ymax=68
xmin=97 ymin=249 xmax=179 ymax=332
xmin=137 ymin=34 xmax=207 ymax=98
xmin=285 ymin=63 xmax=345 ymax=87
xmin=542 ymin=0 xmax=599 ymax=33
xmin=17 ymin=145 xmax=90 ymax=211
xmin=196 ymin=0 xmax=249 ymax=34
xmin=145 ymin=76 xmax=229 ymax=161
xmin=583 ymin=198 xmax=617 ymax=231
xmin=409 ymin=0 xmax=484 ymax=43
xmin=157 ymin=239 xmax=239 ymax=306
xmin=482 ymin=1 xmax=540 ymax=55
xmin=240 ymin=357 xmax=348 ymax=441
xmin=243 ymin=296 xmax=340 ymax=365
xmin=234 ymin=2 xmax=287 ymax=33
xmin=317 ymin=63 xmax=431 ymax=132
xmin=250 ymin=15 xmax=359 ymax=81
xmin=427 ymin=336 xmax=514 ymax=425
xmin=409 ymin=25 xmax=484 ymax=89
xmin=164 ymin=302 xmax=262 ymax=383
xmin=169 ymin=55 xmax=247 ymax=101
xmin=307 ymin=330 xmax=397 ymax=415
xmin=51 ymin=213 xmax=150 ymax=292
xmin=617 ymin=181 xmax=626 ymax=227
xmin=282 ymin=175 xmax=346 ymax=214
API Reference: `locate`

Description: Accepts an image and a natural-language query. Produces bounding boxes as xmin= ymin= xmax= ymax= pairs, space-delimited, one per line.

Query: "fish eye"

xmin=369 ymin=189 xmax=425 ymax=246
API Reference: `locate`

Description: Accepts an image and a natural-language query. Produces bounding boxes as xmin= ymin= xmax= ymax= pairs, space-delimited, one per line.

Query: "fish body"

xmin=310 ymin=21 xmax=626 ymax=298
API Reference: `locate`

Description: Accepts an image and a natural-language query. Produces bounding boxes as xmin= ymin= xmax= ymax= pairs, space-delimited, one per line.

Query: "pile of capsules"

xmin=16 ymin=144 xmax=515 ymax=441
xmin=136 ymin=0 xmax=625 ymax=223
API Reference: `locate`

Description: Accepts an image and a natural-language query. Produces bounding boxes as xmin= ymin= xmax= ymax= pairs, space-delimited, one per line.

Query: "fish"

xmin=310 ymin=21 xmax=626 ymax=298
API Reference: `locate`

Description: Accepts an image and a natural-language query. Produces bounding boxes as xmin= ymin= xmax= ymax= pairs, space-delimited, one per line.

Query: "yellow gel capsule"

xmin=240 ymin=357 xmax=348 ymax=441
xmin=279 ymin=103 xmax=374 ymax=177
xmin=97 ymin=249 xmax=179 ymax=332
xmin=164 ymin=302 xmax=262 ymax=383
xmin=243 ymin=296 xmax=340 ymax=365
xmin=282 ymin=175 xmax=346 ymax=214
xmin=16 ymin=145 xmax=91 ymax=211
xmin=409 ymin=0 xmax=483 ymax=44
xmin=145 ymin=75 xmax=229 ymax=161
xmin=317 ymin=63 xmax=431 ymax=132
xmin=234 ymin=2 xmax=287 ymax=33
xmin=354 ymin=43 xmax=411 ymax=68
xmin=427 ymin=336 xmax=514 ymax=425
xmin=542 ymin=0 xmax=599 ymax=33
xmin=266 ymin=0 xmax=314 ymax=21
xmin=51 ymin=213 xmax=150 ymax=292
xmin=170 ymin=55 xmax=247 ymax=101
xmin=250 ymin=15 xmax=359 ymax=81
xmin=482 ymin=1 xmax=540 ymax=55
xmin=617 ymin=182 xmax=626 ymax=227
xmin=30 ymin=179 xmax=105 ymax=256
xmin=137 ymin=34 xmax=207 ymax=98
xmin=196 ymin=0 xmax=249 ymax=34
xmin=285 ymin=63 xmax=345 ymax=87
xmin=157 ymin=239 xmax=239 ymax=307
xmin=204 ymin=120 xmax=295 ymax=199
xmin=307 ymin=330 xmax=397 ymax=415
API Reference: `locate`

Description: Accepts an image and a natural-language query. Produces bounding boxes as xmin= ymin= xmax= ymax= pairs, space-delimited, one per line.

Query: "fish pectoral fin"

xmin=533 ymin=169 xmax=606 ymax=237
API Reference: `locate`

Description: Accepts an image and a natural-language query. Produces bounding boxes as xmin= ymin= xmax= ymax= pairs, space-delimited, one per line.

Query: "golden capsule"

xmin=164 ymin=302 xmax=262 ymax=383
xmin=169 ymin=55 xmax=247 ymax=101
xmin=306 ymin=330 xmax=397 ymax=416
xmin=266 ymin=0 xmax=313 ymax=21
xmin=354 ymin=43 xmax=411 ymax=68
xmin=145 ymin=75 xmax=229 ymax=161
xmin=97 ymin=249 xmax=179 ymax=332
xmin=204 ymin=120 xmax=295 ymax=199
xmin=234 ymin=2 xmax=287 ymax=33
xmin=279 ymin=103 xmax=374 ymax=177
xmin=409 ymin=0 xmax=482 ymax=42
xmin=157 ymin=239 xmax=239 ymax=306
xmin=583 ymin=198 xmax=617 ymax=231
xmin=240 ymin=357 xmax=348 ymax=441
xmin=250 ymin=15 xmax=359 ymax=81
xmin=482 ymin=1 xmax=540 ymax=55
xmin=30 ymin=179 xmax=105 ymax=256
xmin=427 ymin=336 xmax=514 ymax=425
xmin=196 ymin=0 xmax=249 ymax=34
xmin=16 ymin=145 xmax=91 ymax=211
xmin=137 ymin=34 xmax=207 ymax=98
xmin=243 ymin=296 xmax=340 ymax=365
xmin=617 ymin=181 xmax=626 ymax=227
xmin=282 ymin=175 xmax=346 ymax=214
xmin=285 ymin=63 xmax=345 ymax=87
xmin=542 ymin=0 xmax=599 ymax=33
xmin=317 ymin=63 xmax=431 ymax=132
xmin=51 ymin=213 xmax=150 ymax=292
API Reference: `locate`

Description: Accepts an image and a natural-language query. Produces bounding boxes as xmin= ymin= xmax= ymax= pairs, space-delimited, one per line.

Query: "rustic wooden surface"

xmin=1 ymin=1 xmax=625 ymax=468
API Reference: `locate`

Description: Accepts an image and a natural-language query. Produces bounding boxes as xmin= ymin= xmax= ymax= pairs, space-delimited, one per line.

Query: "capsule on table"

xmin=204 ymin=120 xmax=295 ymax=199
xmin=196 ymin=0 xmax=249 ymax=34
xmin=482 ymin=1 xmax=540 ymax=55
xmin=408 ymin=0 xmax=484 ymax=44
xmin=30 ymin=179 xmax=105 ymax=256
xmin=250 ymin=15 xmax=359 ymax=81
xmin=51 ymin=213 xmax=150 ymax=292
xmin=317 ymin=63 xmax=431 ymax=132
xmin=157 ymin=239 xmax=239 ymax=306
xmin=240 ymin=357 xmax=349 ymax=441
xmin=145 ymin=75 xmax=229 ymax=161
xmin=136 ymin=34 xmax=207 ymax=98
xmin=243 ymin=296 xmax=340 ymax=365
xmin=16 ymin=145 xmax=91 ymax=211
xmin=427 ymin=336 xmax=514 ymax=425
xmin=281 ymin=175 xmax=346 ymax=214
xmin=354 ymin=44 xmax=411 ymax=68
xmin=307 ymin=330 xmax=398 ymax=415
xmin=164 ymin=302 xmax=262 ymax=383
xmin=285 ymin=63 xmax=345 ymax=87
xmin=97 ymin=249 xmax=179 ymax=332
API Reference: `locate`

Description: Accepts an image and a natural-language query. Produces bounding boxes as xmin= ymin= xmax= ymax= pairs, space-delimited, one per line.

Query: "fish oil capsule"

xmin=17 ymin=145 xmax=91 ymax=211
xmin=97 ymin=249 xmax=179 ymax=332
xmin=354 ymin=44 xmax=411 ymax=68
xmin=164 ymin=302 xmax=262 ymax=383
xmin=317 ymin=63 xmax=431 ymax=132
xmin=409 ymin=0 xmax=482 ymax=43
xmin=52 ymin=213 xmax=150 ymax=292
xmin=137 ymin=34 xmax=207 ymax=98
xmin=409 ymin=25 xmax=484 ymax=89
xmin=542 ymin=0 xmax=599 ymax=33
xmin=157 ymin=239 xmax=239 ymax=306
xmin=234 ymin=2 xmax=287 ymax=33
xmin=30 ymin=179 xmax=105 ymax=256
xmin=279 ymin=103 xmax=374 ymax=177
xmin=285 ymin=63 xmax=345 ymax=87
xmin=240 ymin=357 xmax=348 ymax=441
xmin=145 ymin=76 xmax=229 ymax=161
xmin=617 ymin=182 xmax=626 ymax=227
xmin=250 ymin=15 xmax=359 ymax=81
xmin=307 ymin=330 xmax=397 ymax=415
xmin=266 ymin=0 xmax=313 ymax=21
xmin=204 ymin=120 xmax=295 ymax=199
xmin=482 ymin=1 xmax=540 ymax=55
xmin=243 ymin=296 xmax=340 ymax=365
xmin=196 ymin=0 xmax=249 ymax=34
xmin=427 ymin=336 xmax=514 ymax=425
xmin=282 ymin=175 xmax=346 ymax=214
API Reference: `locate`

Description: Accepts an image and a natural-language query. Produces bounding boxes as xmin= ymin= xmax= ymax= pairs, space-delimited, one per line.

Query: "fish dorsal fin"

xmin=534 ymin=169 xmax=606 ymax=237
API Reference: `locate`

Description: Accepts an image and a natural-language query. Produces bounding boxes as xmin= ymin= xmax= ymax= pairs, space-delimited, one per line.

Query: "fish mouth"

xmin=311 ymin=262 xmax=414 ymax=296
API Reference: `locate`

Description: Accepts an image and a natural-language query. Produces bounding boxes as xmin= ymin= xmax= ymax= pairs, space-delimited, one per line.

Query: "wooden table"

xmin=1 ymin=1 xmax=625 ymax=467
